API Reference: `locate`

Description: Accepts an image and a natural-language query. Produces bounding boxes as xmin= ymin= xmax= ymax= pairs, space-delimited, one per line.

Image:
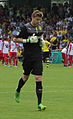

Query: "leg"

xmin=3 ymin=54 xmax=8 ymax=66
xmin=16 ymin=57 xmax=18 ymax=66
xmin=0 ymin=51 xmax=2 ymax=61
xmin=13 ymin=57 xmax=15 ymax=66
xmin=9 ymin=56 xmax=12 ymax=66
xmin=2 ymin=57 xmax=4 ymax=65
xmin=15 ymin=75 xmax=29 ymax=103
xmin=69 ymin=55 xmax=72 ymax=67
xmin=14 ymin=53 xmax=18 ymax=66
xmin=62 ymin=53 xmax=67 ymax=66
xmin=16 ymin=75 xmax=29 ymax=92
xmin=0 ymin=56 xmax=1 ymax=61
xmin=46 ymin=57 xmax=49 ymax=68
xmin=9 ymin=52 xmax=13 ymax=66
xmin=35 ymin=75 xmax=42 ymax=105
xmin=65 ymin=54 xmax=68 ymax=66
xmin=5 ymin=57 xmax=8 ymax=65
xmin=45 ymin=52 xmax=50 ymax=68
xmin=43 ymin=52 xmax=46 ymax=63
xmin=35 ymin=75 xmax=46 ymax=110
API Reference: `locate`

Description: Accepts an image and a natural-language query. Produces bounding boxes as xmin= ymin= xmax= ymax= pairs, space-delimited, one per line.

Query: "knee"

xmin=22 ymin=75 xmax=29 ymax=82
xmin=35 ymin=76 xmax=42 ymax=81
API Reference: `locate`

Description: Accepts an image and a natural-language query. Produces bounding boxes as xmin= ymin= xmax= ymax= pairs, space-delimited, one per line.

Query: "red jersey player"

xmin=68 ymin=40 xmax=73 ymax=67
xmin=61 ymin=45 xmax=68 ymax=67
xmin=2 ymin=38 xmax=9 ymax=66
xmin=9 ymin=40 xmax=18 ymax=67
xmin=0 ymin=38 xmax=3 ymax=62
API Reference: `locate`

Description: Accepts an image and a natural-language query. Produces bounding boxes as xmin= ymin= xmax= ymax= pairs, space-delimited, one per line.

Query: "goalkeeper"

xmin=13 ymin=10 xmax=46 ymax=111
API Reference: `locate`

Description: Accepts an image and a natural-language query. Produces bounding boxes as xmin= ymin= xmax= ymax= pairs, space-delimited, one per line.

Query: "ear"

xmin=31 ymin=17 xmax=33 ymax=20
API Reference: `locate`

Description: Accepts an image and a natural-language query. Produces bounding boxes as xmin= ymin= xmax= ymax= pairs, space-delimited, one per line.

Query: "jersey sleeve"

xmin=45 ymin=40 xmax=50 ymax=45
xmin=15 ymin=43 xmax=17 ymax=46
xmin=9 ymin=44 xmax=11 ymax=49
xmin=16 ymin=26 xmax=27 ymax=39
xmin=48 ymin=41 xmax=50 ymax=45
xmin=70 ymin=43 xmax=72 ymax=50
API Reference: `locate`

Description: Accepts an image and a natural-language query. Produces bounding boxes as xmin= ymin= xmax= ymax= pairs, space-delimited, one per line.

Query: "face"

xmin=31 ymin=17 xmax=42 ymax=26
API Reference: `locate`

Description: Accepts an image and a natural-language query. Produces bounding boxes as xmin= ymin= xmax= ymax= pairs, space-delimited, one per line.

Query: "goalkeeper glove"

xmin=23 ymin=34 xmax=38 ymax=43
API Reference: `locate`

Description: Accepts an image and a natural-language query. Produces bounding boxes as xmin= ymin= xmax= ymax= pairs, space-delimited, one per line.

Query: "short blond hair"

xmin=31 ymin=10 xmax=43 ymax=18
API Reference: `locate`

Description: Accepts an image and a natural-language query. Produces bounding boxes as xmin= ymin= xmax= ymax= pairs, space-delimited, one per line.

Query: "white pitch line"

xmin=0 ymin=89 xmax=73 ymax=94
xmin=0 ymin=92 xmax=8 ymax=93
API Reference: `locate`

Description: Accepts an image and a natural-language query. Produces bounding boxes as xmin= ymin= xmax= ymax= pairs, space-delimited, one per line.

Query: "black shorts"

xmin=52 ymin=46 xmax=56 ymax=50
xmin=43 ymin=52 xmax=49 ymax=59
xmin=22 ymin=58 xmax=43 ymax=75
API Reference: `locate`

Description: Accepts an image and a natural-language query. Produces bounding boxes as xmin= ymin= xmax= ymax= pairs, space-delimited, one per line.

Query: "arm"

xmin=68 ymin=43 xmax=72 ymax=54
xmin=13 ymin=34 xmax=39 ymax=44
xmin=2 ymin=41 xmax=4 ymax=53
xmin=9 ymin=43 xmax=11 ymax=52
xmin=13 ymin=26 xmax=42 ymax=44
xmin=12 ymin=26 xmax=29 ymax=43
xmin=13 ymin=38 xmax=24 ymax=43
xmin=12 ymin=45 xmax=17 ymax=51
xmin=40 ymin=34 xmax=45 ymax=47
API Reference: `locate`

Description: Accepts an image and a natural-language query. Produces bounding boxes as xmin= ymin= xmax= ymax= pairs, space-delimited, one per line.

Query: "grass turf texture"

xmin=0 ymin=62 xmax=73 ymax=119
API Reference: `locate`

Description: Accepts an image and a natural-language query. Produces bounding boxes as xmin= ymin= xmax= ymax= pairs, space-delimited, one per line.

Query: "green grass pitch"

xmin=0 ymin=62 xmax=73 ymax=119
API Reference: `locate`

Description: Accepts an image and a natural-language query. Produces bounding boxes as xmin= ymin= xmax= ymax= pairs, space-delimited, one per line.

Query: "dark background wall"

xmin=8 ymin=0 xmax=51 ymax=8
xmin=69 ymin=0 xmax=73 ymax=6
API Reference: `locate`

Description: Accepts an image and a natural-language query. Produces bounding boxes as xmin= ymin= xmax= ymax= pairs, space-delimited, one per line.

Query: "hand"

xmin=29 ymin=34 xmax=38 ymax=43
xmin=13 ymin=38 xmax=17 ymax=42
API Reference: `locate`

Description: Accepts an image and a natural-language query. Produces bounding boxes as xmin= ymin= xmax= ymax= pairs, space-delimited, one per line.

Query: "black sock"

xmin=16 ymin=78 xmax=25 ymax=93
xmin=46 ymin=59 xmax=49 ymax=67
xmin=36 ymin=81 xmax=42 ymax=105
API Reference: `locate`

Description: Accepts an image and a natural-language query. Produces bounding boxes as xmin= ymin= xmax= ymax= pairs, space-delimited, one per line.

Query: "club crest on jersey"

xmin=23 ymin=70 xmax=25 ymax=74
xmin=39 ymin=26 xmax=42 ymax=30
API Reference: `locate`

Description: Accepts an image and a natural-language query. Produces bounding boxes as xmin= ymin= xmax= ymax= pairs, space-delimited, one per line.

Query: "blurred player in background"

xmin=9 ymin=38 xmax=18 ymax=67
xmin=0 ymin=37 xmax=3 ymax=62
xmin=50 ymin=35 xmax=59 ymax=50
xmin=2 ymin=37 xmax=10 ymax=66
xmin=61 ymin=43 xmax=68 ymax=67
xmin=68 ymin=39 xmax=73 ymax=67
xmin=42 ymin=34 xmax=51 ymax=68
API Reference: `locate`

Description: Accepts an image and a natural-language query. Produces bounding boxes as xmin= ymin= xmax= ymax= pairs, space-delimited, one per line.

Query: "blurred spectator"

xmin=18 ymin=47 xmax=23 ymax=62
xmin=0 ymin=2 xmax=73 ymax=52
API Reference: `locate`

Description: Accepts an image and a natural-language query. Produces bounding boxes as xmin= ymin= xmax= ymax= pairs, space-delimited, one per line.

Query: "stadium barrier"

xmin=50 ymin=50 xmax=62 ymax=64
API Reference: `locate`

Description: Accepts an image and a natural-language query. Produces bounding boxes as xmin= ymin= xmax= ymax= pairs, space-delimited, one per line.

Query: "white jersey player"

xmin=68 ymin=42 xmax=73 ymax=67
xmin=0 ymin=39 xmax=3 ymax=61
xmin=9 ymin=40 xmax=18 ymax=67
xmin=2 ymin=40 xmax=9 ymax=65
xmin=61 ymin=44 xmax=68 ymax=67
xmin=10 ymin=40 xmax=18 ymax=53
